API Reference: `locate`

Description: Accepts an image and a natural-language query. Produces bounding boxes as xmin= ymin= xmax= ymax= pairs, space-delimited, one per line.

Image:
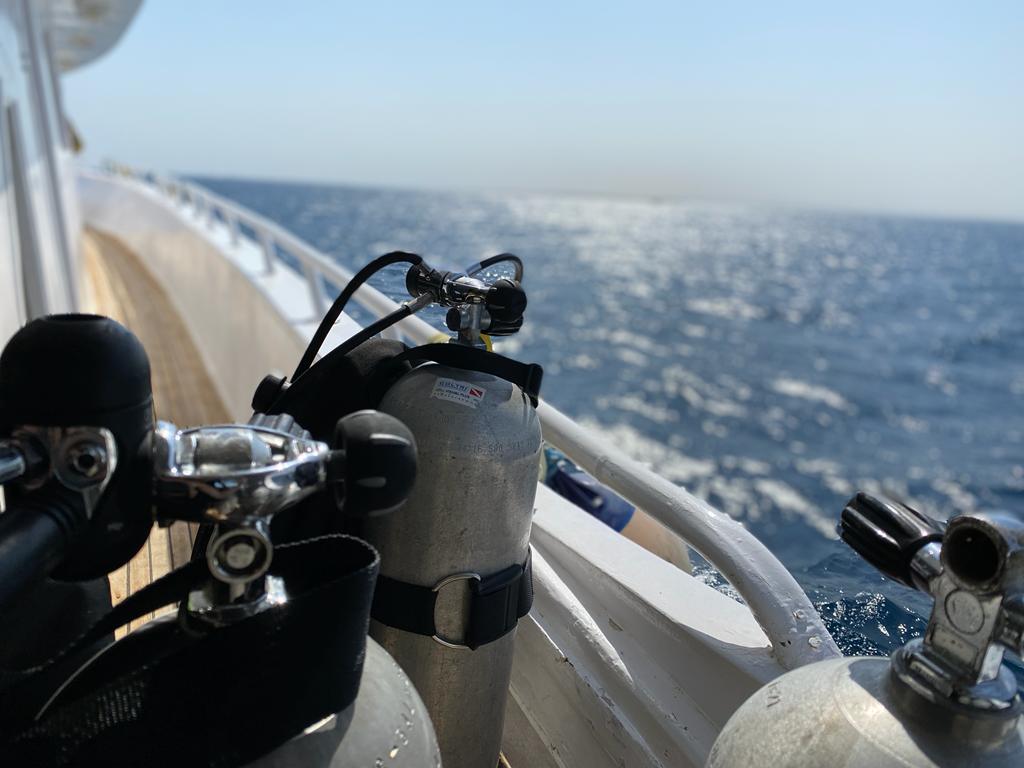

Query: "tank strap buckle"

xmin=371 ymin=549 xmax=535 ymax=651
xmin=431 ymin=572 xmax=482 ymax=650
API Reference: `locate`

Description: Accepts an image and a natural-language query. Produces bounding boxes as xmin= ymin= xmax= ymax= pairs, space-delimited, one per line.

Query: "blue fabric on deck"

xmin=543 ymin=446 xmax=635 ymax=532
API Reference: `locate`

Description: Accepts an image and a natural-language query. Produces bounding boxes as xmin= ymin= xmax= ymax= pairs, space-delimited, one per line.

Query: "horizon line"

xmin=166 ymin=165 xmax=1024 ymax=228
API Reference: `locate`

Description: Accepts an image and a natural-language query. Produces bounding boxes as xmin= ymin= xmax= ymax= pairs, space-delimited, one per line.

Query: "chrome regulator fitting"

xmin=152 ymin=409 xmax=416 ymax=625
xmin=151 ymin=413 xmax=329 ymax=620
xmin=404 ymin=254 xmax=528 ymax=346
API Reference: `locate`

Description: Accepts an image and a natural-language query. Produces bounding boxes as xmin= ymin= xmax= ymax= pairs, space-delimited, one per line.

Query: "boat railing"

xmin=115 ymin=165 xmax=840 ymax=669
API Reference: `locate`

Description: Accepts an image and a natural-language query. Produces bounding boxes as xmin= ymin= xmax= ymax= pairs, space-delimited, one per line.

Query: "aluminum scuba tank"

xmin=249 ymin=636 xmax=441 ymax=768
xmin=365 ymin=362 xmax=541 ymax=768
xmin=249 ymin=253 xmax=540 ymax=767
xmin=356 ymin=258 xmax=542 ymax=768
xmin=46 ymin=613 xmax=441 ymax=768
xmin=708 ymin=655 xmax=1023 ymax=767
xmin=708 ymin=494 xmax=1024 ymax=768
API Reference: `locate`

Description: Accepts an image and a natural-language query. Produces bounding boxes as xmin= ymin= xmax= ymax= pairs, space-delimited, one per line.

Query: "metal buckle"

xmin=431 ymin=572 xmax=480 ymax=650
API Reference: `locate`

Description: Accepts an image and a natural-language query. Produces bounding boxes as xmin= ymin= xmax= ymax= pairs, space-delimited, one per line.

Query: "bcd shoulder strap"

xmin=392 ymin=343 xmax=543 ymax=407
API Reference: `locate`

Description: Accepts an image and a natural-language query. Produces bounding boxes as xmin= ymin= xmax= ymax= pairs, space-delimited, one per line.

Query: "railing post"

xmin=226 ymin=211 xmax=241 ymax=246
xmin=258 ymin=228 xmax=276 ymax=274
xmin=302 ymin=260 xmax=327 ymax=316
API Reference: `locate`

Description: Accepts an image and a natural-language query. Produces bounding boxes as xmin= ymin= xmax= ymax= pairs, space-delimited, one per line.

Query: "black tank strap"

xmin=0 ymin=535 xmax=379 ymax=767
xmin=371 ymin=549 xmax=533 ymax=651
xmin=392 ymin=344 xmax=543 ymax=407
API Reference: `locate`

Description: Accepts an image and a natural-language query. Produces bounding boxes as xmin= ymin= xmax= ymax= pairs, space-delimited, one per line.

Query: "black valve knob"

xmin=445 ymin=307 xmax=463 ymax=332
xmin=331 ymin=410 xmax=416 ymax=517
xmin=839 ymin=492 xmax=945 ymax=588
xmin=486 ymin=278 xmax=527 ymax=322
xmin=405 ymin=263 xmax=449 ymax=302
xmin=484 ymin=315 xmax=524 ymax=337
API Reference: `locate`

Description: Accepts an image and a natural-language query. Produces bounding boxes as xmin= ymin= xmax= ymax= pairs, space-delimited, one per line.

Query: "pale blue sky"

xmin=65 ymin=1 xmax=1023 ymax=221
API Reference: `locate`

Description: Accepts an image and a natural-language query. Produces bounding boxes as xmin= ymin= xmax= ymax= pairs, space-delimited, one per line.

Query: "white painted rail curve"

xmin=117 ymin=166 xmax=840 ymax=669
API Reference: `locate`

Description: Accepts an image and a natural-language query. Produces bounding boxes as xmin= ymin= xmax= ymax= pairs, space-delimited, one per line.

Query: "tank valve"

xmin=406 ymin=254 xmax=528 ymax=346
xmin=708 ymin=496 xmax=1024 ymax=767
xmin=841 ymin=493 xmax=1024 ymax=713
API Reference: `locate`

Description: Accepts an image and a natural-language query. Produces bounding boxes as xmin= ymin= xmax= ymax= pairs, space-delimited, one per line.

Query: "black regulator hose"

xmin=292 ymin=251 xmax=423 ymax=380
xmin=467 ymin=253 xmax=524 ymax=282
xmin=302 ymin=305 xmax=418 ymax=378
xmin=0 ymin=485 xmax=88 ymax=613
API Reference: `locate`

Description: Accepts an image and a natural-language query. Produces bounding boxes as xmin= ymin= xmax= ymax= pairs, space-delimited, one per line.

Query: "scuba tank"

xmin=0 ymin=315 xmax=441 ymax=767
xmin=369 ymin=257 xmax=541 ymax=768
xmin=38 ymin=606 xmax=440 ymax=768
xmin=255 ymin=252 xmax=543 ymax=767
xmin=708 ymin=492 xmax=1024 ymax=768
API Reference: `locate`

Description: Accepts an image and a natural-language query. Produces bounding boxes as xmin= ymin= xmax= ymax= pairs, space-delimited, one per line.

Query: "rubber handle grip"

xmin=839 ymin=492 xmax=944 ymax=587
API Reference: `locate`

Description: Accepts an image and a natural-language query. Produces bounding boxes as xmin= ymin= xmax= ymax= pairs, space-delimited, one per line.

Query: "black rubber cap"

xmin=487 ymin=278 xmax=527 ymax=321
xmin=445 ymin=307 xmax=462 ymax=332
xmin=0 ymin=314 xmax=155 ymax=581
xmin=0 ymin=314 xmax=151 ymax=427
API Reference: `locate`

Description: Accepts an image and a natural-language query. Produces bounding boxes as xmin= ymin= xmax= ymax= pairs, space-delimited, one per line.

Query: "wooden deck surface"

xmin=82 ymin=227 xmax=230 ymax=632
xmin=82 ymin=228 xmax=514 ymax=767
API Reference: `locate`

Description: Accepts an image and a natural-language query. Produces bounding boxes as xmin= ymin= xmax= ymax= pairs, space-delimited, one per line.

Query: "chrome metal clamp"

xmin=152 ymin=414 xmax=331 ymax=620
xmin=0 ymin=425 xmax=118 ymax=516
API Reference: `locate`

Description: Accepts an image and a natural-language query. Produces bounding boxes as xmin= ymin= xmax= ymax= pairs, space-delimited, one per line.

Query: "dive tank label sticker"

xmin=431 ymin=377 xmax=486 ymax=408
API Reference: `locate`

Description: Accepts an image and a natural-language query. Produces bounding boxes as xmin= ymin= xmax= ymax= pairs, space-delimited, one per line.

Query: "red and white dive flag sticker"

xmin=430 ymin=377 xmax=487 ymax=409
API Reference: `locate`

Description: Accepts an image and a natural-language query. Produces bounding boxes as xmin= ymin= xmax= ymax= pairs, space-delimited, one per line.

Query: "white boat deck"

xmin=78 ymin=168 xmax=841 ymax=768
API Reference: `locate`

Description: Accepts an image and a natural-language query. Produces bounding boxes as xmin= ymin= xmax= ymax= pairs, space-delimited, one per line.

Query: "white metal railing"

xmin=117 ymin=166 xmax=841 ymax=669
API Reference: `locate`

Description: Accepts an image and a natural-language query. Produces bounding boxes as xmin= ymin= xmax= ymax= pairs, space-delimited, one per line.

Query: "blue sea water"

xmin=197 ymin=176 xmax=1024 ymax=659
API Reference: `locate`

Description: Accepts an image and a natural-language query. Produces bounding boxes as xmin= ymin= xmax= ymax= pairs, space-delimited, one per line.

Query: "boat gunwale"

xmin=87 ymin=166 xmax=840 ymax=669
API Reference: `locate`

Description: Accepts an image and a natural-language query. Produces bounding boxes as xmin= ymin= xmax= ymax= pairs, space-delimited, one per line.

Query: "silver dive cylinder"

xmin=247 ymin=637 xmax=441 ymax=768
xmin=168 ymin=413 xmax=440 ymax=768
xmin=708 ymin=494 xmax=1024 ymax=768
xmin=362 ymin=361 xmax=542 ymax=768
xmin=179 ymin=411 xmax=443 ymax=768
xmin=57 ymin=614 xmax=442 ymax=768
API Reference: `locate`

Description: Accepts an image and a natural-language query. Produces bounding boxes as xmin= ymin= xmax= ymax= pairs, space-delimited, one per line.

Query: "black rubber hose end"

xmin=839 ymin=491 xmax=945 ymax=587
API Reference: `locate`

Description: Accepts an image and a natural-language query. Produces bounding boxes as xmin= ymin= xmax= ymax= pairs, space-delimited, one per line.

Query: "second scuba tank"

xmin=355 ymin=254 xmax=541 ymax=768
xmin=365 ymin=363 xmax=541 ymax=768
xmin=255 ymin=252 xmax=543 ymax=768
xmin=709 ymin=493 xmax=1024 ymax=768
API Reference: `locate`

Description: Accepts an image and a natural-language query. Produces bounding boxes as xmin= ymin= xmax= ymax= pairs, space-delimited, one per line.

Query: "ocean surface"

xmin=197 ymin=176 xmax=1024 ymax=659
